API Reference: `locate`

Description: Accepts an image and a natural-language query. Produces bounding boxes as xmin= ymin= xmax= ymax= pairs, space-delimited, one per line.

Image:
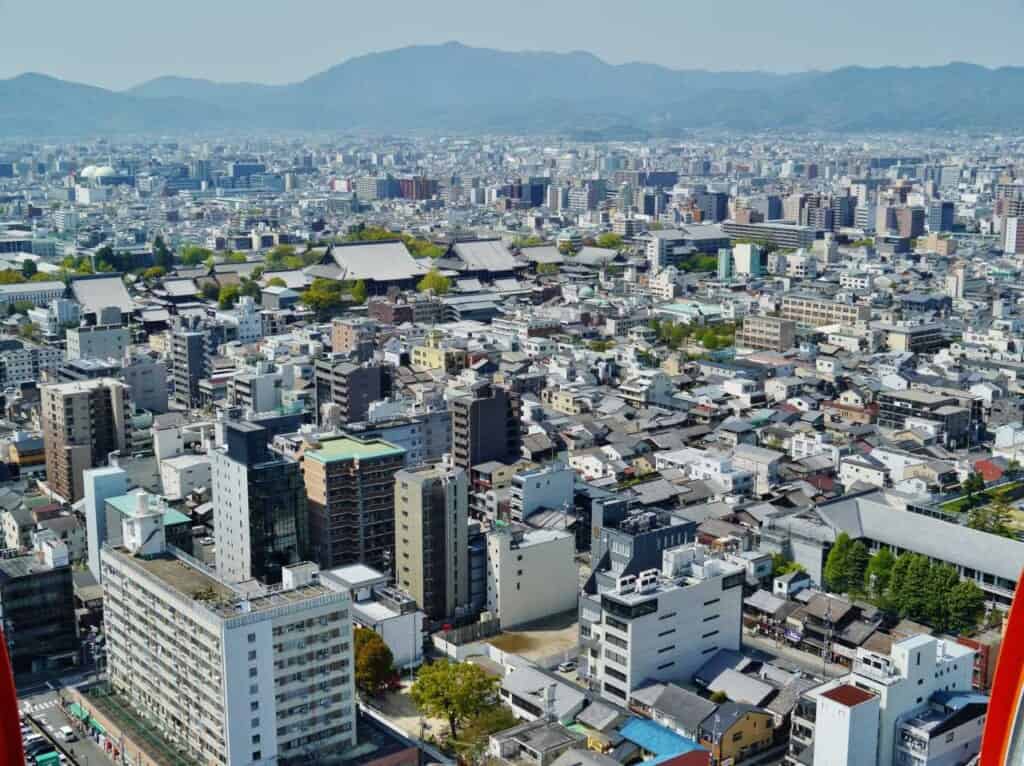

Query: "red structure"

xmin=0 ymin=628 xmax=25 ymax=765
xmin=979 ymin=568 xmax=1024 ymax=765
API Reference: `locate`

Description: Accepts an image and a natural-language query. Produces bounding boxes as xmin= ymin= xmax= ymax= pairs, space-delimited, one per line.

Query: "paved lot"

xmin=20 ymin=687 xmax=109 ymax=765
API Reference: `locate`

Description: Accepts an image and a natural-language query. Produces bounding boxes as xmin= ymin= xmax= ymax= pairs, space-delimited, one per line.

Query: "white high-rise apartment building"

xmin=102 ymin=503 xmax=356 ymax=765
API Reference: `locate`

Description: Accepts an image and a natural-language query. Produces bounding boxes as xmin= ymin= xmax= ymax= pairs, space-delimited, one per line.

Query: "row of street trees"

xmin=823 ymin=533 xmax=986 ymax=633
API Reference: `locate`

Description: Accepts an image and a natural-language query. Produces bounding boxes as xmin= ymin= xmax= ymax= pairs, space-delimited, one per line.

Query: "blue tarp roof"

xmin=619 ymin=717 xmax=704 ymax=757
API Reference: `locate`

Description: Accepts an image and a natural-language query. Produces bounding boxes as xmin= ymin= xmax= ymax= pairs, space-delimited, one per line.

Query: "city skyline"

xmin=1 ymin=0 xmax=1024 ymax=89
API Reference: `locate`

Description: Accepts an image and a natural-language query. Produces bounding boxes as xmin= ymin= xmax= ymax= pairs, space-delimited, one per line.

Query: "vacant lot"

xmin=487 ymin=610 xmax=579 ymax=664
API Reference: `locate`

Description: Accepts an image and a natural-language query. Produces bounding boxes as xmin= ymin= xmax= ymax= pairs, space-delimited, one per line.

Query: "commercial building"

xmin=451 ymin=381 xmax=522 ymax=471
xmin=41 ymin=378 xmax=131 ymax=502
xmin=303 ymin=435 xmax=405 ymax=570
xmin=579 ymin=544 xmax=744 ymax=704
xmin=722 ymin=221 xmax=816 ymax=250
xmin=170 ymin=318 xmax=209 ymax=409
xmin=0 ymin=338 xmax=62 ymax=387
xmin=780 ymin=295 xmax=871 ymax=327
xmin=345 ymin=410 xmax=452 ymax=467
xmin=0 ymin=280 xmax=65 ymax=309
xmin=65 ymin=324 xmax=129 ymax=361
xmin=102 ymin=513 xmax=356 ymax=765
xmin=788 ymin=635 xmax=975 ymax=766
xmin=314 ymin=358 xmax=393 ymax=424
xmin=927 ymin=201 xmax=955 ymax=232
xmin=876 ymin=389 xmax=973 ymax=448
xmin=644 ymin=226 xmax=730 ymax=269
xmin=212 ymin=421 xmax=309 ymax=585
xmin=0 ymin=538 xmax=77 ymax=673
xmin=486 ymin=525 xmax=577 ymax=630
xmin=510 ymin=463 xmax=576 ymax=522
xmin=394 ymin=464 xmax=469 ymax=621
xmin=735 ymin=315 xmax=797 ymax=352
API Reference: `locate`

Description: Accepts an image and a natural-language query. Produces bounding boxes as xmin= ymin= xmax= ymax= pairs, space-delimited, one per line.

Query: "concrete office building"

xmin=486 ymin=525 xmax=577 ymax=630
xmin=212 ymin=421 xmax=309 ymax=585
xmin=65 ymin=324 xmax=129 ymax=361
xmin=345 ymin=410 xmax=452 ymax=467
xmin=735 ymin=315 xmax=798 ymax=352
xmin=102 ymin=514 xmax=356 ymax=765
xmin=303 ymin=435 xmax=406 ymax=571
xmin=510 ymin=463 xmax=576 ymax=522
xmin=394 ymin=464 xmax=469 ymax=621
xmin=41 ymin=378 xmax=131 ymax=502
xmin=579 ymin=544 xmax=744 ymax=704
xmin=451 ymin=381 xmax=522 ymax=471
xmin=927 ymin=201 xmax=955 ymax=232
xmin=0 ymin=280 xmax=65 ymax=310
xmin=788 ymin=636 xmax=974 ymax=766
xmin=0 ymin=338 xmax=62 ymax=387
xmin=732 ymin=242 xmax=766 ymax=276
xmin=0 ymin=537 xmax=77 ymax=673
xmin=876 ymin=389 xmax=973 ymax=448
xmin=83 ymin=465 xmax=129 ymax=582
xmin=722 ymin=221 xmax=816 ymax=250
xmin=314 ymin=358 xmax=393 ymax=424
xmin=780 ymin=295 xmax=871 ymax=328
xmin=170 ymin=319 xmax=209 ymax=409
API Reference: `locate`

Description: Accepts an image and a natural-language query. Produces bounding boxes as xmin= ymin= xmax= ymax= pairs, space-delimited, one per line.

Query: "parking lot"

xmin=20 ymin=688 xmax=109 ymax=765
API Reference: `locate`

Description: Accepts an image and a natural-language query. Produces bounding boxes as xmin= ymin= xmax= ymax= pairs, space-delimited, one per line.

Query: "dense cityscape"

xmin=3 ymin=41 xmax=1024 ymax=766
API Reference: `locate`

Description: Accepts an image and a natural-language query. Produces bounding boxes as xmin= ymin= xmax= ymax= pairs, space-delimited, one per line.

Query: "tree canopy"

xmin=354 ymin=627 xmax=394 ymax=696
xmin=967 ymin=495 xmax=1017 ymax=538
xmin=410 ymin=660 xmax=499 ymax=739
xmin=596 ymin=232 xmax=624 ymax=250
xmin=179 ymin=245 xmax=213 ymax=266
xmin=301 ymin=277 xmax=346 ymax=318
xmin=418 ymin=269 xmax=451 ymax=295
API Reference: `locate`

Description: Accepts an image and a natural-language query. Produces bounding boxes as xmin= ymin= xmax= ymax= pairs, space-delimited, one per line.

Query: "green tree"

xmin=847 ymin=541 xmax=870 ymax=594
xmin=823 ymin=532 xmax=854 ymax=593
xmin=962 ymin=473 xmax=986 ymax=509
xmin=888 ymin=553 xmax=914 ymax=612
xmin=200 ymin=282 xmax=220 ymax=301
xmin=596 ymin=232 xmax=624 ymax=250
xmin=926 ymin=564 xmax=962 ymax=630
xmin=536 ymin=262 xmax=559 ymax=275
xmin=945 ymin=580 xmax=986 ymax=634
xmin=710 ymin=691 xmax=728 ymax=704
xmin=354 ymin=627 xmax=394 ymax=696
xmin=410 ymin=660 xmax=499 ymax=740
xmin=452 ymin=705 xmax=517 ymax=763
xmin=179 ymin=245 xmax=213 ymax=266
xmin=403 ymin=235 xmax=446 ymax=259
xmin=20 ymin=260 xmax=37 ymax=278
xmin=238 ymin=277 xmax=261 ymax=300
xmin=350 ymin=280 xmax=368 ymax=305
xmin=865 ymin=547 xmax=896 ymax=600
xmin=222 ymin=251 xmax=247 ymax=264
xmin=771 ymin=553 xmax=805 ymax=578
xmin=967 ymin=496 xmax=1016 ymax=538
xmin=417 ymin=269 xmax=451 ymax=295
xmin=266 ymin=276 xmax=287 ymax=288
xmin=301 ymin=278 xmax=345 ymax=318
xmin=900 ymin=555 xmax=934 ymax=621
xmin=0 ymin=269 xmax=25 ymax=284
xmin=30 ymin=272 xmax=55 ymax=282
xmin=143 ymin=266 xmax=166 ymax=281
xmin=1008 ymin=459 xmax=1022 ymax=478
xmin=218 ymin=284 xmax=240 ymax=309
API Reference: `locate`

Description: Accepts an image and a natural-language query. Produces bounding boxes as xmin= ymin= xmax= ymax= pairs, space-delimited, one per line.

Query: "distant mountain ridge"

xmin=2 ymin=42 xmax=1023 ymax=136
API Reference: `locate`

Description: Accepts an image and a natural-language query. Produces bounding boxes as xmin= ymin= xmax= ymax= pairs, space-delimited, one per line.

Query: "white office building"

xmin=510 ymin=463 xmax=575 ymax=522
xmin=102 ymin=507 xmax=356 ymax=765
xmin=66 ymin=324 xmax=129 ymax=361
xmin=580 ymin=543 xmax=745 ymax=704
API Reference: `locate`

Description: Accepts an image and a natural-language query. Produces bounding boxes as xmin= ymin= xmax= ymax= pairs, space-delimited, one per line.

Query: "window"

xmin=657 ymin=628 xmax=675 ymax=638
xmin=252 ymin=735 xmax=261 ymax=745
xmin=702 ymin=646 xmax=718 ymax=655
xmin=703 ymin=614 xmax=719 ymax=623
xmin=248 ymin=650 xmax=257 ymax=661
xmin=658 ymin=611 xmax=677 ymax=621
xmin=732 ymin=732 xmax=744 ymax=743
xmin=702 ymin=630 xmax=719 ymax=639
xmin=247 ymin=633 xmax=256 ymax=643
xmin=251 ymin=717 xmax=260 ymax=728
xmin=249 ymin=667 xmax=258 ymax=678
xmin=703 ymin=598 xmax=720 ymax=607
xmin=657 ymin=645 xmax=675 ymax=654
xmin=657 ymin=661 xmax=674 ymax=671
xmin=250 ymin=701 xmax=259 ymax=712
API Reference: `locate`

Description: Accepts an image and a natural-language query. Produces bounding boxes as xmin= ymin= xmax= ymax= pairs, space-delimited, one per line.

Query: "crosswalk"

xmin=20 ymin=698 xmax=59 ymax=716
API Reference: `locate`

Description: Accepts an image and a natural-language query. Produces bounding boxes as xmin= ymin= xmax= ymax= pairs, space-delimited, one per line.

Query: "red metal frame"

xmin=0 ymin=627 xmax=24 ymax=765
xmin=979 ymin=568 xmax=1024 ymax=766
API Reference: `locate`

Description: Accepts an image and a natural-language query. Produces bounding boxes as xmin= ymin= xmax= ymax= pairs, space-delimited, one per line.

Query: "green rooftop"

xmin=304 ymin=436 xmax=405 ymax=464
xmin=106 ymin=492 xmax=192 ymax=527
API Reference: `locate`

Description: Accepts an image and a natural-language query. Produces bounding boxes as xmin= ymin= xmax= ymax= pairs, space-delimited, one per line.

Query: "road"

xmin=742 ymin=628 xmax=848 ymax=679
xmin=20 ymin=686 xmax=108 ymax=765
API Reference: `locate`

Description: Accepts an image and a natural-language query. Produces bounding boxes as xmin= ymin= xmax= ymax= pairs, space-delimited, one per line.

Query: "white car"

xmin=59 ymin=725 xmax=77 ymax=742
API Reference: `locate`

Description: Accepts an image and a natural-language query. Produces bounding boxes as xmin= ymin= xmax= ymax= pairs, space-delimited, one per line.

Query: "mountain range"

xmin=2 ymin=42 xmax=1024 ymax=137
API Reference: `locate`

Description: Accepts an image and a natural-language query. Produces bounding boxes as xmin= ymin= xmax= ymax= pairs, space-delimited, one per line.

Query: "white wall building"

xmin=102 ymin=515 xmax=356 ymax=766
xmin=66 ymin=324 xmax=129 ymax=361
xmin=812 ymin=684 xmax=880 ymax=766
xmin=487 ymin=526 xmax=577 ymax=630
xmin=510 ymin=463 xmax=575 ymax=522
xmin=579 ymin=544 xmax=745 ymax=704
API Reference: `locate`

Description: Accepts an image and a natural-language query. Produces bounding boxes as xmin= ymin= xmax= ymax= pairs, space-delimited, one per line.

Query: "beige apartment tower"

xmin=41 ymin=378 xmax=131 ymax=502
xmin=394 ymin=464 xmax=469 ymax=621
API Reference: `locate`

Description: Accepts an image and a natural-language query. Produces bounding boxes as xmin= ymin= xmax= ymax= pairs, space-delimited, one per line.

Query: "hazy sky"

xmin=2 ymin=0 xmax=1022 ymax=89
